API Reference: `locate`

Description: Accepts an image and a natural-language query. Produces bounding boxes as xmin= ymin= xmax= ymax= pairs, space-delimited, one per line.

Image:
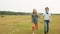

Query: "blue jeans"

xmin=44 ymin=20 xmax=49 ymax=33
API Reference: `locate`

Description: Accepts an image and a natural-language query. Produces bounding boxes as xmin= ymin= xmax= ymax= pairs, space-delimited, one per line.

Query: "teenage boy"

xmin=43 ymin=7 xmax=51 ymax=34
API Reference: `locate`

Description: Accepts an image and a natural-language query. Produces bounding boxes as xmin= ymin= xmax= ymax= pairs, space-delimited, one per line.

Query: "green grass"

xmin=0 ymin=15 xmax=60 ymax=34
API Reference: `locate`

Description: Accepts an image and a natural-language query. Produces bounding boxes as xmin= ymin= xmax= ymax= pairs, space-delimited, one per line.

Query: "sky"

xmin=0 ymin=0 xmax=60 ymax=14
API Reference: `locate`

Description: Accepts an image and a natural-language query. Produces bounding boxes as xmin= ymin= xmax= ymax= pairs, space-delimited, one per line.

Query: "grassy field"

xmin=0 ymin=15 xmax=60 ymax=34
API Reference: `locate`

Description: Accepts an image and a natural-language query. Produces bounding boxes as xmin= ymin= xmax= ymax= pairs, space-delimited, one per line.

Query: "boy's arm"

xmin=43 ymin=13 xmax=44 ymax=20
xmin=49 ymin=16 xmax=51 ymax=23
xmin=42 ymin=13 xmax=44 ymax=23
xmin=49 ymin=14 xmax=51 ymax=23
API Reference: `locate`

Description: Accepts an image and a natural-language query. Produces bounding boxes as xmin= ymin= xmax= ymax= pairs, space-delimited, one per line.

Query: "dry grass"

xmin=0 ymin=15 xmax=60 ymax=34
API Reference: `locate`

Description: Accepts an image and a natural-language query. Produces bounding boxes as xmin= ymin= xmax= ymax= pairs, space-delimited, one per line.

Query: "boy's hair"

xmin=45 ymin=7 xmax=49 ymax=10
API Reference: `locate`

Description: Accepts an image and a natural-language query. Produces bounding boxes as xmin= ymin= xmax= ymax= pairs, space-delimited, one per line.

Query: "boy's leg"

xmin=44 ymin=21 xmax=47 ymax=34
xmin=47 ymin=21 xmax=49 ymax=33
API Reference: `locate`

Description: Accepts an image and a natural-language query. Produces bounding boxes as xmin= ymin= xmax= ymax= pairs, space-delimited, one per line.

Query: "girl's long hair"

xmin=33 ymin=9 xmax=37 ymax=14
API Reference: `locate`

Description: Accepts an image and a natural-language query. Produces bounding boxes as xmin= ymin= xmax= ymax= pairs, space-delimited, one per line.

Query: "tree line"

xmin=0 ymin=11 xmax=31 ymax=15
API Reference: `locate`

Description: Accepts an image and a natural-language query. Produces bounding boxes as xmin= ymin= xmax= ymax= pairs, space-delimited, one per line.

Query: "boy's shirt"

xmin=43 ymin=12 xmax=51 ymax=20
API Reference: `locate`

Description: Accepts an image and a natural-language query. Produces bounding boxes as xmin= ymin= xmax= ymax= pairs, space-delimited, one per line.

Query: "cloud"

xmin=0 ymin=0 xmax=60 ymax=14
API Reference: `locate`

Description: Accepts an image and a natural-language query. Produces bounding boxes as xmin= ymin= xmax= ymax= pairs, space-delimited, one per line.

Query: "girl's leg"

xmin=32 ymin=23 xmax=38 ymax=34
xmin=32 ymin=23 xmax=35 ymax=34
xmin=35 ymin=23 xmax=38 ymax=30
